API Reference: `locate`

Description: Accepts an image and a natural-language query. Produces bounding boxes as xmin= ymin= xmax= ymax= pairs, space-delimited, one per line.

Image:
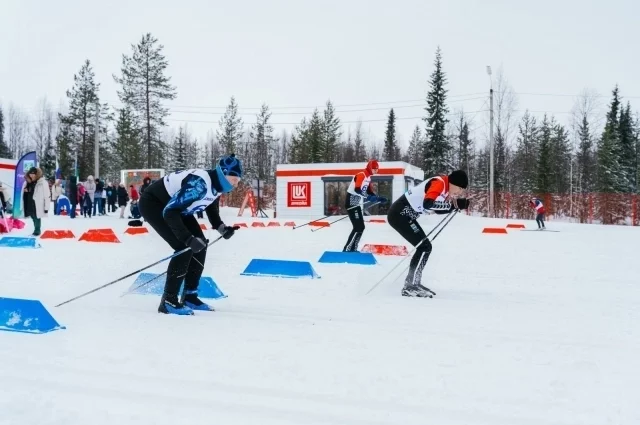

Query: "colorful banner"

xmin=13 ymin=151 xmax=37 ymax=218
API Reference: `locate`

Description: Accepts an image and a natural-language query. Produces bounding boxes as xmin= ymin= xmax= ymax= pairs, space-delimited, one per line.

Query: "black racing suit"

xmin=139 ymin=172 xmax=225 ymax=299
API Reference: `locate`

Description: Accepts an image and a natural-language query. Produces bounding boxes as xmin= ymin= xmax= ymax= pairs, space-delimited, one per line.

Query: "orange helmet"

xmin=365 ymin=159 xmax=379 ymax=175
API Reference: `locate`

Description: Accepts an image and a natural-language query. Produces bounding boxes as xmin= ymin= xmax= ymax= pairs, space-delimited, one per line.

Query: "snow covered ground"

xmin=1 ymin=209 xmax=639 ymax=425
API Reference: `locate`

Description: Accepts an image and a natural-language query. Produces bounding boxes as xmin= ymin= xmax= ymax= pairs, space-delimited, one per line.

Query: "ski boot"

xmin=401 ymin=283 xmax=436 ymax=298
xmin=158 ymin=294 xmax=194 ymax=315
xmin=181 ymin=290 xmax=215 ymax=311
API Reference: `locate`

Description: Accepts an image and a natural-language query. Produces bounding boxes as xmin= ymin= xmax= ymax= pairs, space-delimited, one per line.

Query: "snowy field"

xmin=1 ymin=209 xmax=639 ymax=425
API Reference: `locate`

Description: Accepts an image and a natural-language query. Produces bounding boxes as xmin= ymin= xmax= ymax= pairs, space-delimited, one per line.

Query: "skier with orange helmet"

xmin=343 ymin=159 xmax=388 ymax=251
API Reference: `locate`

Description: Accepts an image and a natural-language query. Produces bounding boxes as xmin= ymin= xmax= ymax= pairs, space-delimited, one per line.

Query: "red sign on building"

xmin=287 ymin=182 xmax=311 ymax=207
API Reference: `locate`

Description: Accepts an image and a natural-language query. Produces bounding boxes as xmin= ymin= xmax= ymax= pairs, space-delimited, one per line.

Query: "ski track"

xmin=1 ymin=211 xmax=639 ymax=425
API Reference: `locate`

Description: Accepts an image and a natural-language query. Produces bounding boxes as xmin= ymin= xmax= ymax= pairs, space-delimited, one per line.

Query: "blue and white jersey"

xmin=162 ymin=169 xmax=222 ymax=217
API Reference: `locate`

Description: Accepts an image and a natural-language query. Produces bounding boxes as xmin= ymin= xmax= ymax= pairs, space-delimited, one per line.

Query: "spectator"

xmin=93 ymin=178 xmax=104 ymax=216
xmin=69 ymin=178 xmax=79 ymax=219
xmin=140 ymin=176 xmax=151 ymax=194
xmin=0 ymin=182 xmax=12 ymax=215
xmin=117 ymin=183 xmax=129 ymax=218
xmin=21 ymin=167 xmax=50 ymax=237
xmin=101 ymin=185 xmax=107 ymax=215
xmin=106 ymin=182 xmax=117 ymax=213
xmin=130 ymin=184 xmax=139 ymax=203
xmin=51 ymin=179 xmax=63 ymax=215
xmin=84 ymin=175 xmax=96 ymax=217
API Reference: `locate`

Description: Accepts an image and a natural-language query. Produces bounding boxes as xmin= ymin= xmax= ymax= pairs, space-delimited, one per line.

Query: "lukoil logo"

xmin=287 ymin=182 xmax=311 ymax=207
xmin=292 ymin=184 xmax=306 ymax=199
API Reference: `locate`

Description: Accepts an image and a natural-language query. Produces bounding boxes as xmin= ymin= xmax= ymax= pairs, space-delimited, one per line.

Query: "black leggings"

xmin=343 ymin=206 xmax=365 ymax=251
xmin=387 ymin=198 xmax=433 ymax=287
xmin=536 ymin=213 xmax=545 ymax=228
xmin=139 ymin=193 xmax=207 ymax=297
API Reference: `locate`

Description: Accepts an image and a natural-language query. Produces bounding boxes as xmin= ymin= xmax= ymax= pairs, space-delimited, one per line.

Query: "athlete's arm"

xmin=162 ymin=174 xmax=207 ymax=243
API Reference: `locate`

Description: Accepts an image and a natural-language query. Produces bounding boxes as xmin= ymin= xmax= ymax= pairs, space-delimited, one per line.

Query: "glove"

xmin=367 ymin=194 xmax=389 ymax=204
xmin=186 ymin=236 xmax=208 ymax=253
xmin=218 ymin=224 xmax=241 ymax=240
xmin=454 ymin=198 xmax=470 ymax=210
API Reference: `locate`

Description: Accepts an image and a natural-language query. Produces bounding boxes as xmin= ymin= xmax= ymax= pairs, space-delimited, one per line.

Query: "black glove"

xmin=186 ymin=236 xmax=208 ymax=253
xmin=218 ymin=224 xmax=241 ymax=240
xmin=454 ymin=198 xmax=470 ymax=210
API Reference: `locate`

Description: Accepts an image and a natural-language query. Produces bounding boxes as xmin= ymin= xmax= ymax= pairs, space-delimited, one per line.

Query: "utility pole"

xmin=487 ymin=66 xmax=494 ymax=217
xmin=94 ymin=102 xmax=100 ymax=179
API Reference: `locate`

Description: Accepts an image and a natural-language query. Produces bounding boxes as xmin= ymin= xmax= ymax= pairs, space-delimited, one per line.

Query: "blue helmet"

xmin=218 ymin=154 xmax=243 ymax=178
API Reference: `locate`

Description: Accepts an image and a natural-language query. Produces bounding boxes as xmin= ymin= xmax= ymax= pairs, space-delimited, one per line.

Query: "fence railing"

xmin=467 ymin=191 xmax=639 ymax=226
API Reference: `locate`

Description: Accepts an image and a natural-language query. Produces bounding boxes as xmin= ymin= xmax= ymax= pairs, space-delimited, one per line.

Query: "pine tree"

xmin=290 ymin=118 xmax=309 ymax=164
xmin=342 ymin=128 xmax=355 ymax=162
xmin=279 ymin=130 xmax=290 ymax=164
xmin=514 ymin=111 xmax=539 ymax=194
xmin=353 ymin=120 xmax=366 ymax=162
xmin=618 ymin=102 xmax=636 ymax=193
xmin=306 ymin=109 xmax=324 ymax=163
xmin=573 ymin=114 xmax=596 ymax=223
xmin=597 ymin=86 xmax=622 ymax=195
xmin=471 ymin=146 xmax=490 ymax=215
xmin=456 ymin=116 xmax=472 ymax=176
xmin=56 ymin=114 xmax=75 ymax=178
xmin=0 ymin=106 xmax=10 ymax=158
xmin=406 ymin=125 xmax=422 ymax=167
xmin=422 ymin=47 xmax=450 ymax=176
xmin=250 ymin=104 xmax=276 ymax=181
xmin=65 ymin=60 xmax=109 ymax=179
xmin=383 ymin=108 xmax=399 ymax=161
xmin=171 ymin=127 xmax=187 ymax=172
xmin=113 ymin=106 xmax=143 ymax=170
xmin=321 ymin=101 xmax=341 ymax=162
xmin=576 ymin=115 xmax=595 ymax=193
xmin=549 ymin=120 xmax=571 ymax=193
xmin=31 ymin=99 xmax=57 ymax=165
xmin=205 ymin=130 xmax=221 ymax=166
xmin=40 ymin=137 xmax=56 ymax=177
xmin=635 ymin=113 xmax=640 ymax=193
xmin=536 ymin=115 xmax=553 ymax=194
xmin=367 ymin=143 xmax=382 ymax=161
xmin=217 ymin=96 xmax=244 ymax=154
xmin=114 ymin=33 xmax=177 ymax=168
xmin=493 ymin=128 xmax=508 ymax=193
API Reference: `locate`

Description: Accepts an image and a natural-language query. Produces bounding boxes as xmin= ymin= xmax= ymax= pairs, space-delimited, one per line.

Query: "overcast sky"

xmin=1 ymin=0 xmax=639 ymax=152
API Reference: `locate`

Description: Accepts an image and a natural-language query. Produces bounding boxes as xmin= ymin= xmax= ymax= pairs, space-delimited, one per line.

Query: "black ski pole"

xmin=430 ymin=209 xmax=458 ymax=242
xmin=311 ymin=201 xmax=381 ymax=233
xmin=55 ymin=236 xmax=223 ymax=307
xmin=374 ymin=210 xmax=459 ymax=295
xmin=292 ymin=201 xmax=373 ymax=230
xmin=364 ymin=209 xmax=456 ymax=295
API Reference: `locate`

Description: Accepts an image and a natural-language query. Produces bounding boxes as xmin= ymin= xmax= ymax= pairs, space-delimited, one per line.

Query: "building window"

xmin=323 ymin=179 xmax=351 ymax=215
xmin=322 ymin=177 xmax=393 ymax=216
xmin=367 ymin=179 xmax=392 ymax=216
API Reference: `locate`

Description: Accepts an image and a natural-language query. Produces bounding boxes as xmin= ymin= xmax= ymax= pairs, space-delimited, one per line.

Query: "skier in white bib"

xmin=387 ymin=170 xmax=470 ymax=297
xmin=139 ymin=154 xmax=243 ymax=315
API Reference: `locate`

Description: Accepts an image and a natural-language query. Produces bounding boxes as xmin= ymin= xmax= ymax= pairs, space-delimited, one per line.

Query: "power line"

xmin=152 ymin=92 xmax=488 ymax=110
xmin=168 ymin=97 xmax=487 ymax=116
xmin=166 ymin=109 xmax=488 ymax=126
xmin=513 ymin=91 xmax=640 ymax=99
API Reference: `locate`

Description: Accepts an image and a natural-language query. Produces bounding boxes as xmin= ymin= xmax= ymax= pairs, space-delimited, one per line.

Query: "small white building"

xmin=275 ymin=161 xmax=424 ymax=219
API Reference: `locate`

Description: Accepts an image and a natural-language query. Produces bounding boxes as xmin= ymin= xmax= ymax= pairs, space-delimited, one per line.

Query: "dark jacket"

xmin=144 ymin=170 xmax=226 ymax=243
xmin=23 ymin=180 xmax=36 ymax=218
xmin=117 ymin=186 xmax=129 ymax=206
xmin=140 ymin=177 xmax=151 ymax=194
